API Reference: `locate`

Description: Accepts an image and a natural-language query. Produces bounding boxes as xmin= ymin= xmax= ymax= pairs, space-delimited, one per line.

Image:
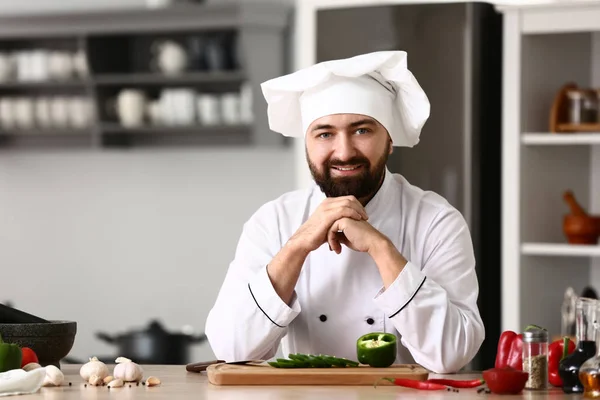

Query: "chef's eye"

xmin=356 ymin=128 xmax=370 ymax=135
xmin=318 ymin=132 xmax=332 ymax=139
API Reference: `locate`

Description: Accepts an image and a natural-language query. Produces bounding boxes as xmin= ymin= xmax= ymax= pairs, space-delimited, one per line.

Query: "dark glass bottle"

xmin=559 ymin=297 xmax=598 ymax=393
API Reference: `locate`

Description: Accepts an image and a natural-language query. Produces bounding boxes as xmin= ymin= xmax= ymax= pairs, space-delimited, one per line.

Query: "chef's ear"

xmin=388 ymin=137 xmax=394 ymax=154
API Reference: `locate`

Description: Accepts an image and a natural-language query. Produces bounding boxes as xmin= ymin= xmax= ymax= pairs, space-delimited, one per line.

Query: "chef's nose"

xmin=333 ymin=133 xmax=358 ymax=161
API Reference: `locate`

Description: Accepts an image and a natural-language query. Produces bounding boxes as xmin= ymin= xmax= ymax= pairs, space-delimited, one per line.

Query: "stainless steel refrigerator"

xmin=316 ymin=1 xmax=503 ymax=370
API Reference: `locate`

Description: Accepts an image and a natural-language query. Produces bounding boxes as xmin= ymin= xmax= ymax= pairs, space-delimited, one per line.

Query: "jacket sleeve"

xmin=205 ymin=205 xmax=301 ymax=362
xmin=373 ymin=207 xmax=485 ymax=374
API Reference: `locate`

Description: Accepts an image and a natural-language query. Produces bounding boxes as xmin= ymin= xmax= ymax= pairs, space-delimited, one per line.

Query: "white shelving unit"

xmin=496 ymin=1 xmax=600 ymax=337
xmin=522 ymin=243 xmax=600 ymax=257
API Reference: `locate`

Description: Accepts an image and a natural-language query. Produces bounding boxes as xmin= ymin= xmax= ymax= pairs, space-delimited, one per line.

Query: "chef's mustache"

xmin=327 ymin=157 xmax=370 ymax=168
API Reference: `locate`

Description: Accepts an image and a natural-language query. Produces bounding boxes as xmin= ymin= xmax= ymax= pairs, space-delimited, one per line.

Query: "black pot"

xmin=96 ymin=320 xmax=206 ymax=365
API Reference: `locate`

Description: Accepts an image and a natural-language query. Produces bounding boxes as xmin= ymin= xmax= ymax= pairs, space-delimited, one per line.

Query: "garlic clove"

xmin=23 ymin=363 xmax=42 ymax=371
xmin=115 ymin=357 xmax=131 ymax=364
xmin=42 ymin=365 xmax=64 ymax=387
xmin=103 ymin=375 xmax=114 ymax=384
xmin=145 ymin=376 xmax=161 ymax=387
xmin=107 ymin=378 xmax=124 ymax=388
xmin=88 ymin=375 xmax=103 ymax=386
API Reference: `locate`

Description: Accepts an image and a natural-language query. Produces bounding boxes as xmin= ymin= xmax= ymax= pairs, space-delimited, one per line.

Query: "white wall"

xmin=0 ymin=147 xmax=296 ymax=362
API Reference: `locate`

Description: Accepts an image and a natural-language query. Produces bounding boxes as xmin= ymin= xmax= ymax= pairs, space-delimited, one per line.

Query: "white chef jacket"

xmin=205 ymin=168 xmax=485 ymax=374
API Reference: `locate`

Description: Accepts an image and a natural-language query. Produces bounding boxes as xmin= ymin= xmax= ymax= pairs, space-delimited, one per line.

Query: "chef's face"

xmin=305 ymin=113 xmax=392 ymax=203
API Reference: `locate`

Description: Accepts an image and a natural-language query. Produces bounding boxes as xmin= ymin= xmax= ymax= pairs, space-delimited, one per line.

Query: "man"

xmin=205 ymin=51 xmax=484 ymax=374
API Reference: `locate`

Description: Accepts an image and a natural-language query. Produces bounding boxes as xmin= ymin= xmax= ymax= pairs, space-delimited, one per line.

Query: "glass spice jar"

xmin=523 ymin=328 xmax=549 ymax=390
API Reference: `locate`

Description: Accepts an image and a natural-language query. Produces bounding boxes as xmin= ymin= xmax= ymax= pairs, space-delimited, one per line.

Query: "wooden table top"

xmin=13 ymin=364 xmax=584 ymax=399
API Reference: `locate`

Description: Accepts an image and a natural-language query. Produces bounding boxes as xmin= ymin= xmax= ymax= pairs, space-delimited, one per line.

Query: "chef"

xmin=205 ymin=51 xmax=484 ymax=374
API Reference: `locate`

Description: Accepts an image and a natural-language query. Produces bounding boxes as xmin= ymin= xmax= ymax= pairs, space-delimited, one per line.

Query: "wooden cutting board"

xmin=206 ymin=363 xmax=429 ymax=386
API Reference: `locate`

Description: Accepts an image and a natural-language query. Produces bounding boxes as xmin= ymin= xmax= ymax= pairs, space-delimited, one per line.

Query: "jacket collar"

xmin=364 ymin=167 xmax=393 ymax=216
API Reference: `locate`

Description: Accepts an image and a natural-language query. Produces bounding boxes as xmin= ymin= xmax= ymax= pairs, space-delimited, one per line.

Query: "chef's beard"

xmin=307 ymin=143 xmax=390 ymax=200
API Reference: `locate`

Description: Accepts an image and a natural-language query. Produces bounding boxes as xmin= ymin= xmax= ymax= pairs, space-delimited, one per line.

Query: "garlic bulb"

xmin=113 ymin=357 xmax=143 ymax=382
xmin=80 ymin=356 xmax=109 ymax=381
xmin=43 ymin=365 xmax=64 ymax=387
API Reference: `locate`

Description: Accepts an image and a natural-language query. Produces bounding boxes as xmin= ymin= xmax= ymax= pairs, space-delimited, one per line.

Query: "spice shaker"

xmin=522 ymin=328 xmax=548 ymax=390
xmin=567 ymin=90 xmax=584 ymax=124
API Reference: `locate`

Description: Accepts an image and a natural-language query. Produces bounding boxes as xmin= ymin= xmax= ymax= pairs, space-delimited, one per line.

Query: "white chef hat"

xmin=260 ymin=51 xmax=430 ymax=147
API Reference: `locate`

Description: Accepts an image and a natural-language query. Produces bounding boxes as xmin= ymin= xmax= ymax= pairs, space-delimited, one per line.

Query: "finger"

xmin=324 ymin=196 xmax=368 ymax=220
xmin=327 ymin=222 xmax=343 ymax=254
xmin=337 ymin=233 xmax=351 ymax=248
xmin=324 ymin=207 xmax=363 ymax=225
xmin=335 ymin=208 xmax=364 ymax=222
xmin=324 ymin=195 xmax=361 ymax=205
xmin=327 ymin=230 xmax=341 ymax=254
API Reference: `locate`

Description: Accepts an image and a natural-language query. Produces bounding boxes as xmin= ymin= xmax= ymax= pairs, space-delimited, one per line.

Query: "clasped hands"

xmin=290 ymin=196 xmax=388 ymax=255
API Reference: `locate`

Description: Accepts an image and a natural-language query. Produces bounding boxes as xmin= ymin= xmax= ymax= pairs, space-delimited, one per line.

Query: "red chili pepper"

xmin=426 ymin=378 xmax=484 ymax=388
xmin=548 ymin=336 xmax=576 ymax=387
xmin=377 ymin=377 xmax=447 ymax=390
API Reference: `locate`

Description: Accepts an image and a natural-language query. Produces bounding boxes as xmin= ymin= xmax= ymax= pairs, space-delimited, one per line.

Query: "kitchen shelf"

xmin=101 ymin=123 xmax=251 ymax=135
xmin=0 ymin=2 xmax=291 ymax=149
xmin=0 ymin=128 xmax=91 ymax=136
xmin=522 ymin=132 xmax=600 ymax=145
xmin=93 ymin=72 xmax=245 ymax=87
xmin=522 ymin=243 xmax=600 ymax=257
xmin=100 ymin=123 xmax=253 ymax=147
xmin=0 ymin=80 xmax=90 ymax=90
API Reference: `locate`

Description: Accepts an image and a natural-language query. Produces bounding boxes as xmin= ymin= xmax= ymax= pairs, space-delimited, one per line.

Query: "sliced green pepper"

xmin=356 ymin=332 xmax=397 ymax=368
xmin=267 ymin=353 xmax=359 ymax=368
xmin=0 ymin=333 xmax=22 ymax=373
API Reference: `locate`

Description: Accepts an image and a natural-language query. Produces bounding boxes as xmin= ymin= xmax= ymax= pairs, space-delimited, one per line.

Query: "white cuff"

xmin=373 ymin=261 xmax=427 ymax=318
xmin=247 ymin=265 xmax=301 ymax=328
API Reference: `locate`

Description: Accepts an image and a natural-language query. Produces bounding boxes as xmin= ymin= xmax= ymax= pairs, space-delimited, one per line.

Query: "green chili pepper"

xmin=356 ymin=332 xmax=397 ymax=368
xmin=0 ymin=334 xmax=22 ymax=373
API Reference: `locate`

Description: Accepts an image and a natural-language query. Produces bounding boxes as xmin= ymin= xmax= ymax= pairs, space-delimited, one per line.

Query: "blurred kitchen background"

xmin=1 ymin=0 xmax=599 ymax=371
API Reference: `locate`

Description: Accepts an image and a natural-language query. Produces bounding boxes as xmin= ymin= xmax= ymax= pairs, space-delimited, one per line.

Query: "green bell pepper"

xmin=0 ymin=333 xmax=22 ymax=373
xmin=356 ymin=332 xmax=397 ymax=368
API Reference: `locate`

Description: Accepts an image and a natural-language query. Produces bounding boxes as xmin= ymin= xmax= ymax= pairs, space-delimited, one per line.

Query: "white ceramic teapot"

xmin=150 ymin=40 xmax=187 ymax=76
